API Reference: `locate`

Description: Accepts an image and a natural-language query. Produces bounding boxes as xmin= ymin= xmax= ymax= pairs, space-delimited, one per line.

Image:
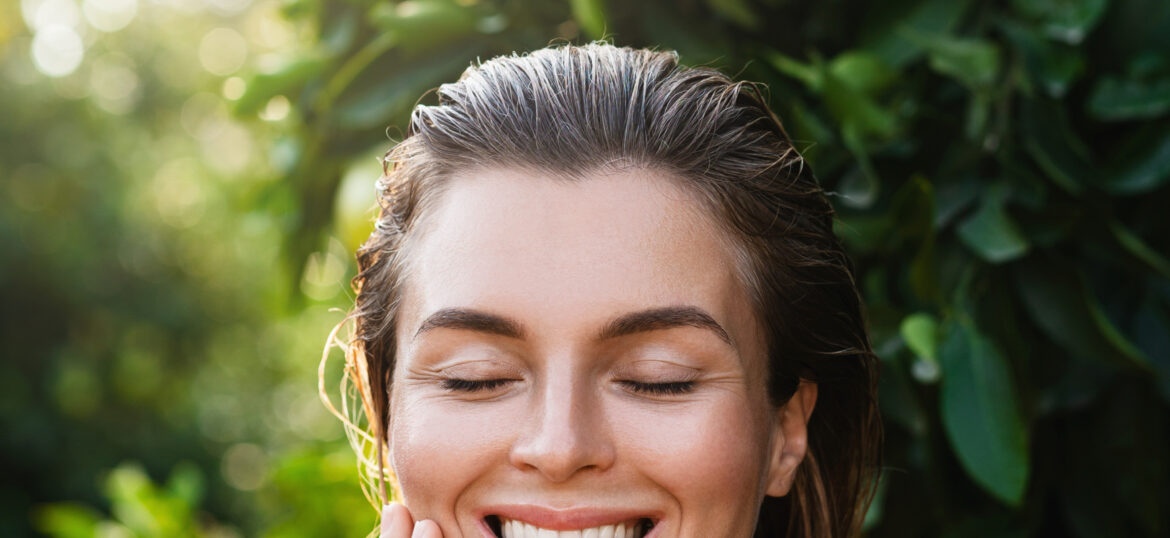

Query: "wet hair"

xmin=322 ymin=42 xmax=882 ymax=538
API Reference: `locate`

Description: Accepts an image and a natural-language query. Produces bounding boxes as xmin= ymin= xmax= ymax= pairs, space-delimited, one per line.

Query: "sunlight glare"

xmin=31 ymin=24 xmax=84 ymax=77
xmin=82 ymin=0 xmax=137 ymax=32
xmin=222 ymin=76 xmax=246 ymax=100
xmin=22 ymin=0 xmax=81 ymax=32
xmin=198 ymin=27 xmax=247 ymax=76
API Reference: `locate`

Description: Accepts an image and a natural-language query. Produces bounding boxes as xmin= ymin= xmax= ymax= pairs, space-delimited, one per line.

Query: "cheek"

xmin=611 ymin=396 xmax=771 ymax=524
xmin=389 ymin=395 xmax=516 ymax=515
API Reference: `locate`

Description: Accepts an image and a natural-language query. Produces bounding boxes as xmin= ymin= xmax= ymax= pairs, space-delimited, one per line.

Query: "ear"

xmin=764 ymin=380 xmax=818 ymax=497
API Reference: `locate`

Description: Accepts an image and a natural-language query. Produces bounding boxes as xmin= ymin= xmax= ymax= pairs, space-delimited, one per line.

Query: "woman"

xmin=322 ymin=43 xmax=882 ymax=538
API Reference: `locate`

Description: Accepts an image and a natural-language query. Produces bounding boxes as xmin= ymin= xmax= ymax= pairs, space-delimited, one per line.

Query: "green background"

xmin=2 ymin=0 xmax=1168 ymax=536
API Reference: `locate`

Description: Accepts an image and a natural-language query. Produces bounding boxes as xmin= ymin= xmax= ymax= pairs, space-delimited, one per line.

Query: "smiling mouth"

xmin=486 ymin=515 xmax=655 ymax=538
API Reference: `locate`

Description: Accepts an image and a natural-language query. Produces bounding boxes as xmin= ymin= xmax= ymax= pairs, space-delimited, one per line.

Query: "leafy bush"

xmin=251 ymin=0 xmax=1169 ymax=536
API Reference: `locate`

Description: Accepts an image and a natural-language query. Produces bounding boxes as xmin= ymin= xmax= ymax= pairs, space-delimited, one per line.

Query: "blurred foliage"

xmin=2 ymin=0 xmax=1168 ymax=537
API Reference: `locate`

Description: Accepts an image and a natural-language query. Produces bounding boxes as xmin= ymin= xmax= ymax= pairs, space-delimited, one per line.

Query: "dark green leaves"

xmin=957 ymin=198 xmax=1030 ymax=263
xmin=1010 ymin=0 xmax=1108 ymax=44
xmin=1088 ymin=75 xmax=1170 ymax=121
xmin=1102 ymin=124 xmax=1170 ymax=194
xmin=910 ymin=33 xmax=1001 ymax=89
xmin=939 ymin=317 xmax=1031 ymax=507
xmin=1015 ymin=258 xmax=1152 ymax=371
xmin=234 ymin=56 xmax=327 ymax=117
xmin=333 ymin=48 xmax=475 ymax=130
xmin=1020 ymin=98 xmax=1097 ymax=194
xmin=367 ymin=0 xmax=481 ymax=54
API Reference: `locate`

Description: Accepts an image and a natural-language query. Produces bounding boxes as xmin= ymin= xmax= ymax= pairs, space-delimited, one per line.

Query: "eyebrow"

xmin=413 ymin=305 xmax=734 ymax=349
xmin=415 ymin=308 xmax=525 ymax=339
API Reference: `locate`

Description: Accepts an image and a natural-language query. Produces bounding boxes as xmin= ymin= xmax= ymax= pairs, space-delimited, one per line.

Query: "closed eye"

xmin=440 ymin=378 xmax=515 ymax=392
xmin=619 ymin=380 xmax=696 ymax=395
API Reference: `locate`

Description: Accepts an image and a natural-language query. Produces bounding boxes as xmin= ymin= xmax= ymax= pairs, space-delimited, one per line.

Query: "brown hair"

xmin=321 ymin=42 xmax=882 ymax=538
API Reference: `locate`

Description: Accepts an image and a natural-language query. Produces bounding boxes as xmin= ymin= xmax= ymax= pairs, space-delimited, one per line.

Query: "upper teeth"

xmin=500 ymin=518 xmax=643 ymax=538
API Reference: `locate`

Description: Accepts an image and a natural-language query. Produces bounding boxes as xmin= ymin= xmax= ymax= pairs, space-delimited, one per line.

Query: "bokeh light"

xmin=89 ymin=53 xmax=140 ymax=114
xmin=31 ymin=24 xmax=84 ymax=77
xmin=221 ymin=76 xmax=245 ymax=100
xmin=198 ymin=27 xmax=247 ymax=76
xmin=81 ymin=0 xmax=137 ymax=32
xmin=152 ymin=158 xmax=208 ymax=229
xmin=220 ymin=443 xmax=268 ymax=491
xmin=180 ymin=91 xmax=226 ymax=137
xmin=22 ymin=0 xmax=82 ymax=32
xmin=199 ymin=121 xmax=254 ymax=175
xmin=258 ymin=94 xmax=289 ymax=121
xmin=202 ymin=0 xmax=251 ymax=17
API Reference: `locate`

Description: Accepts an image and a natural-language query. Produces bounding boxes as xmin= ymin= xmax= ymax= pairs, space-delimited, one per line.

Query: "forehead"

xmin=397 ymin=167 xmax=762 ymax=353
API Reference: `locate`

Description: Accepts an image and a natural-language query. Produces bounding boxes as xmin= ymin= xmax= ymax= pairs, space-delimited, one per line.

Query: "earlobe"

xmin=764 ymin=380 xmax=818 ymax=497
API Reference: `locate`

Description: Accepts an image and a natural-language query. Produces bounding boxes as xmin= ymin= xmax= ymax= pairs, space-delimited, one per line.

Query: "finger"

xmin=411 ymin=519 xmax=443 ymax=538
xmin=381 ymin=503 xmax=414 ymax=538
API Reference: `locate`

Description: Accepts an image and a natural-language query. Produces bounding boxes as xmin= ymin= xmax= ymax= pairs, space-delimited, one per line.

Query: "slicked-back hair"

xmin=336 ymin=43 xmax=882 ymax=538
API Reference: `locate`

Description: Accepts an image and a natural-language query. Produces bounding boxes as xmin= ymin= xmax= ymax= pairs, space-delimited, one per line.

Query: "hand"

xmin=381 ymin=502 xmax=444 ymax=538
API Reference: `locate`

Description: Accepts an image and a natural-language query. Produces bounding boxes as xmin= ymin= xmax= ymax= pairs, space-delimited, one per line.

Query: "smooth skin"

xmin=379 ymin=167 xmax=817 ymax=538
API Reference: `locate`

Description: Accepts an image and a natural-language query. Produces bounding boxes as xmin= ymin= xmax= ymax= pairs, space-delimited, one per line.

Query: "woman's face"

xmin=388 ymin=168 xmax=815 ymax=538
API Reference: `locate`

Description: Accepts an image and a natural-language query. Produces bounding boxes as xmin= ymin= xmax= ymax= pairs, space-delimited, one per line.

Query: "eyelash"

xmin=439 ymin=379 xmax=697 ymax=395
xmin=620 ymin=380 xmax=696 ymax=395
xmin=440 ymin=378 xmax=513 ymax=392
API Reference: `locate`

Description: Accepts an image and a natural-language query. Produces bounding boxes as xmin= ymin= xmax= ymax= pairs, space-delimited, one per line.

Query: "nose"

xmin=508 ymin=369 xmax=615 ymax=482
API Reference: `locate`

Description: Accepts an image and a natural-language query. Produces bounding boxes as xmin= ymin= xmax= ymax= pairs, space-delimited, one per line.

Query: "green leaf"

xmin=1010 ymin=0 xmax=1108 ymax=44
xmin=1020 ymin=98 xmax=1097 ymax=194
xmin=766 ymin=51 xmax=822 ymax=91
xmin=166 ymin=461 xmax=205 ymax=508
xmin=105 ymin=463 xmax=161 ymax=535
xmin=957 ymin=199 xmax=1030 ymax=263
xmin=33 ymin=503 xmax=102 ymax=538
xmin=908 ymin=32 xmax=1001 ymax=89
xmin=367 ymin=0 xmax=479 ymax=54
xmin=1110 ymin=221 xmax=1170 ymax=279
xmin=902 ymin=312 xmax=940 ymax=363
xmin=829 ymin=51 xmax=897 ymax=95
xmin=859 ymin=0 xmax=974 ymax=68
xmin=939 ymin=317 xmax=1030 ymax=507
xmin=1103 ymin=124 xmax=1170 ymax=194
xmin=934 ymin=175 xmax=981 ymax=228
xmin=1015 ymin=258 xmax=1152 ymax=371
xmin=1087 ymin=75 xmax=1170 ymax=121
xmin=334 ymin=47 xmax=475 ymax=130
xmin=999 ymin=18 xmax=1085 ymax=98
xmin=570 ymin=0 xmax=608 ymax=39
xmin=823 ymin=63 xmax=898 ymax=138
xmin=234 ymin=56 xmax=328 ymax=117
xmin=902 ymin=312 xmax=942 ymax=383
